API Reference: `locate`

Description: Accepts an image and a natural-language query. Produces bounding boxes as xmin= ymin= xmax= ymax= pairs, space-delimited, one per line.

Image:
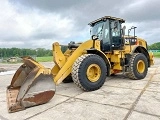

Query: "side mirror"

xmin=91 ymin=35 xmax=98 ymax=40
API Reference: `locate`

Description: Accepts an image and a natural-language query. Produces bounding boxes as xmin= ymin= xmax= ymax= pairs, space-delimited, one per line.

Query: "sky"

xmin=0 ymin=0 xmax=160 ymax=49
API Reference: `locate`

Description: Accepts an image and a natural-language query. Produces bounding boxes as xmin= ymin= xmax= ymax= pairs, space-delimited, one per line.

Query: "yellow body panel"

xmin=52 ymin=42 xmax=66 ymax=68
xmin=136 ymin=38 xmax=147 ymax=48
xmin=124 ymin=36 xmax=147 ymax=48
xmin=104 ymin=50 xmax=125 ymax=71
xmin=124 ymin=45 xmax=138 ymax=53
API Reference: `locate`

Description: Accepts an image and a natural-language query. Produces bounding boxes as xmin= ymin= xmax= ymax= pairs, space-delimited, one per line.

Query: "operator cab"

xmin=89 ymin=16 xmax=125 ymax=52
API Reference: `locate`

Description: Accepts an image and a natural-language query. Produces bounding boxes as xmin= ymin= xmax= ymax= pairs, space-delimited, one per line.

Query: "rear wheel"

xmin=72 ymin=54 xmax=107 ymax=91
xmin=127 ymin=53 xmax=148 ymax=80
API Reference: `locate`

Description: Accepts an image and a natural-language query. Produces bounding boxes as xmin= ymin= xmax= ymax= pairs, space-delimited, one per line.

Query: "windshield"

xmin=91 ymin=21 xmax=104 ymax=40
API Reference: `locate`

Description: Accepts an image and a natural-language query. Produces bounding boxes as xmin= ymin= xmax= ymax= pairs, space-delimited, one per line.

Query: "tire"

xmin=71 ymin=54 xmax=107 ymax=91
xmin=127 ymin=53 xmax=148 ymax=80
xmin=62 ymin=75 xmax=73 ymax=83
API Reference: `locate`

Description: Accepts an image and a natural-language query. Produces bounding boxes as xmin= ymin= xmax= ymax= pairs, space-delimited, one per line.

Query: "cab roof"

xmin=88 ymin=16 xmax=125 ymax=26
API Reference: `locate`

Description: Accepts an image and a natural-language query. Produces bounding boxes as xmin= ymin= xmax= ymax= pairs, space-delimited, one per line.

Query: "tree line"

xmin=0 ymin=42 xmax=159 ymax=58
xmin=148 ymin=42 xmax=160 ymax=50
xmin=0 ymin=46 xmax=67 ymax=58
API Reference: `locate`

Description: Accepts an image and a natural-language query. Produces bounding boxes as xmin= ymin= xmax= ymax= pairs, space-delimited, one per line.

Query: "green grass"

xmin=36 ymin=56 xmax=53 ymax=62
xmin=24 ymin=52 xmax=160 ymax=63
xmin=153 ymin=52 xmax=160 ymax=58
xmin=2 ymin=52 xmax=160 ymax=64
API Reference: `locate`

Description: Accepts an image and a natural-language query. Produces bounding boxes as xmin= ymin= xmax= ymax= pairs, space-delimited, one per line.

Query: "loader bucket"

xmin=7 ymin=57 xmax=56 ymax=113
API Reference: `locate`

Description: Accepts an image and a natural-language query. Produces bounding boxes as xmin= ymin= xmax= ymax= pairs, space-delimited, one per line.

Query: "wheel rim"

xmin=86 ymin=64 xmax=101 ymax=82
xmin=137 ymin=60 xmax=145 ymax=73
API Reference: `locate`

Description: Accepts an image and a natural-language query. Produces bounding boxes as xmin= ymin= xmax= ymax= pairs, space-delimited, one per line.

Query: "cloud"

xmin=0 ymin=0 xmax=81 ymax=48
xmin=0 ymin=0 xmax=160 ymax=49
xmin=120 ymin=0 xmax=160 ymax=22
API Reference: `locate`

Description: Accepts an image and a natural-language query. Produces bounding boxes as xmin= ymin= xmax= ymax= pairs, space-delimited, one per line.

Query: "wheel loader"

xmin=6 ymin=16 xmax=154 ymax=113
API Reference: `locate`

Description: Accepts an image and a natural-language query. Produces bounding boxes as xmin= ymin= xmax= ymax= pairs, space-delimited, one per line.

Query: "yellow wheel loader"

xmin=6 ymin=16 xmax=154 ymax=113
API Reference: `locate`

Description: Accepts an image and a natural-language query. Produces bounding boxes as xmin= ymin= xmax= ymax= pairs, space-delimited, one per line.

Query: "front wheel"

xmin=127 ymin=53 xmax=148 ymax=80
xmin=71 ymin=54 xmax=107 ymax=91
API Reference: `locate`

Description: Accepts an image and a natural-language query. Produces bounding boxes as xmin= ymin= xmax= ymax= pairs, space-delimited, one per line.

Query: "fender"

xmin=131 ymin=45 xmax=150 ymax=67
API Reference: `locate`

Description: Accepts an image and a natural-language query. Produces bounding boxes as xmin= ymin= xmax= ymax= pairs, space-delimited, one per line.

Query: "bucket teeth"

xmin=6 ymin=57 xmax=56 ymax=113
xmin=7 ymin=87 xmax=24 ymax=113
